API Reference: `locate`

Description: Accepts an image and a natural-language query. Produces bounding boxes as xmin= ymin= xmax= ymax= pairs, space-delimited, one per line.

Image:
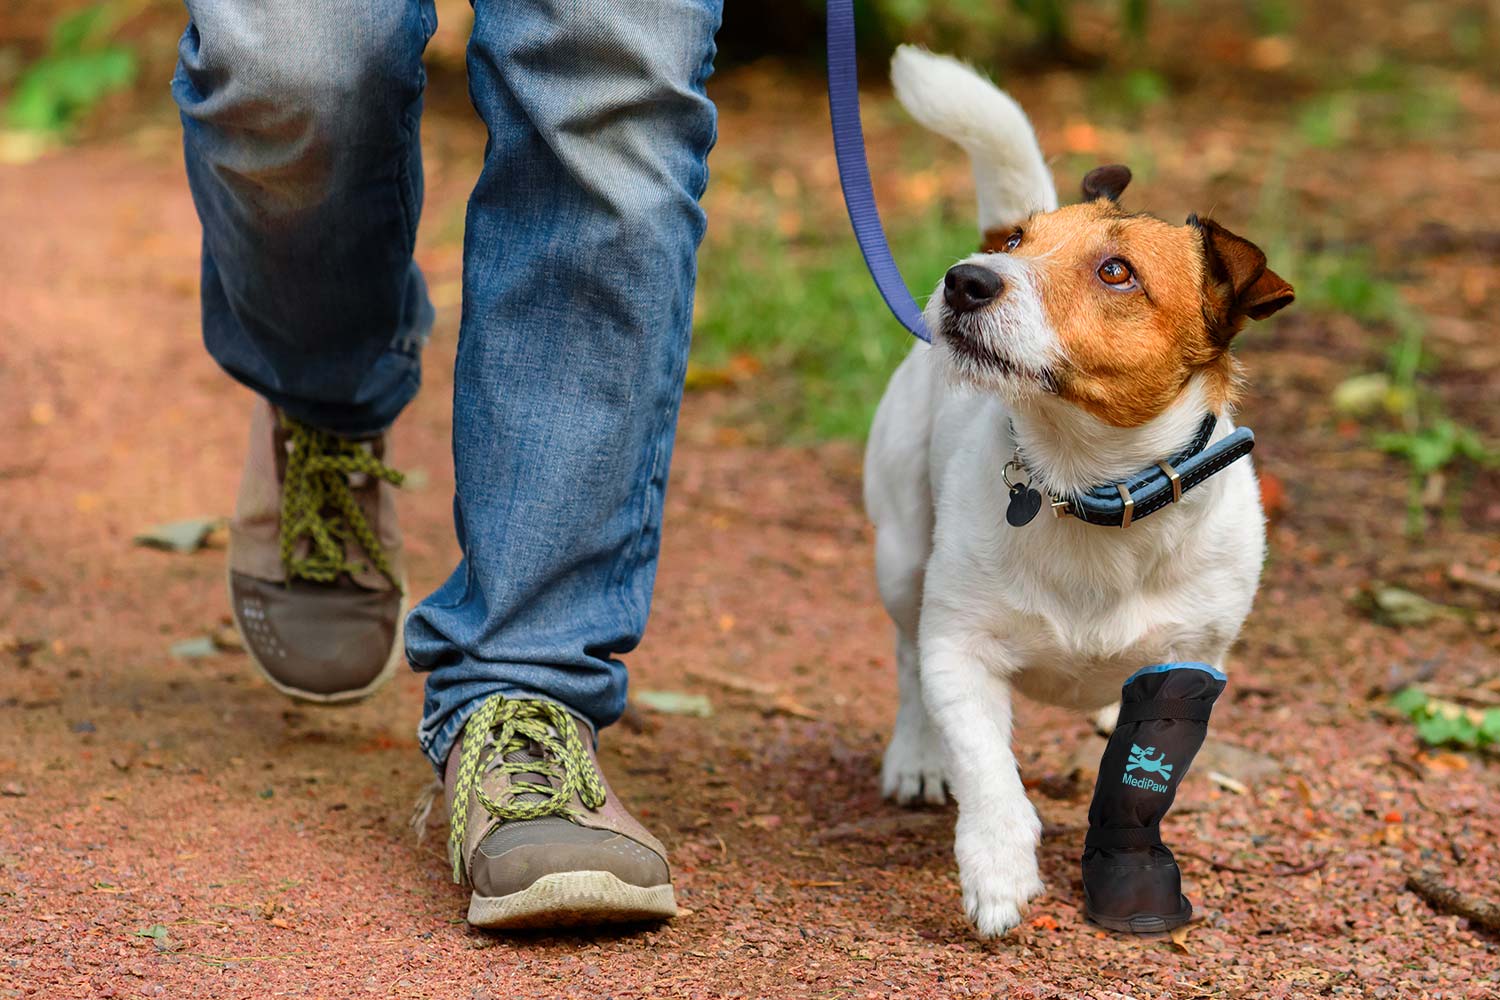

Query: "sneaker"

xmin=446 ymin=696 xmax=677 ymax=928
xmin=227 ymin=399 xmax=406 ymax=703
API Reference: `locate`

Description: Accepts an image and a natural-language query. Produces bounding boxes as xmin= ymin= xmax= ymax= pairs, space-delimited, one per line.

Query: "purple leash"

xmin=826 ymin=0 xmax=931 ymax=342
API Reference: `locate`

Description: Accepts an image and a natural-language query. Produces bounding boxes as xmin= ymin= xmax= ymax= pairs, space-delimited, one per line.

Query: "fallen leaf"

xmin=1207 ymin=770 xmax=1250 ymax=795
xmin=133 ymin=517 xmax=223 ymax=554
xmin=1417 ymin=751 xmax=1471 ymax=775
xmin=211 ymin=625 xmax=245 ymax=652
xmin=1330 ymin=372 xmax=1392 ymax=417
xmin=1062 ymin=121 xmax=1100 ymax=153
xmin=684 ymin=666 xmax=777 ymax=697
xmin=29 ymin=401 xmax=55 ymax=426
xmin=1169 ymin=924 xmax=1193 ymax=954
xmin=1030 ymin=914 xmax=1060 ymax=931
xmin=1246 ymin=35 xmax=1293 ymax=71
xmin=767 ymin=693 xmax=819 ymax=720
xmin=170 ymin=636 xmax=219 ymax=660
xmin=1258 ymin=470 xmax=1290 ymax=519
xmin=634 ymin=689 xmax=713 ymax=718
xmin=1359 ymin=585 xmax=1462 ymax=628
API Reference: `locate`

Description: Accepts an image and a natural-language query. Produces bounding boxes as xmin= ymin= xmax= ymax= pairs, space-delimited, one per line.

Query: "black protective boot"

xmin=1082 ymin=663 xmax=1225 ymax=934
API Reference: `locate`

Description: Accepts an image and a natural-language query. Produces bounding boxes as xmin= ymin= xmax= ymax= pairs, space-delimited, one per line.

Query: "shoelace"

xmin=278 ymin=416 xmax=404 ymax=587
xmin=449 ymin=696 xmax=607 ymax=884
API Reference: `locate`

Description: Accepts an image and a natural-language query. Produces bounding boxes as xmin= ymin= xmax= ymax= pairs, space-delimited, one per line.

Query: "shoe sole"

xmin=467 ymin=871 xmax=677 ymax=929
xmin=1085 ymin=898 xmax=1193 ymax=935
xmin=228 ymin=566 xmax=407 ymax=706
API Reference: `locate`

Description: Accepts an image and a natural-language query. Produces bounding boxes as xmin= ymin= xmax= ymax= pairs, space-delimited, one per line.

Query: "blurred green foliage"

xmin=1391 ymin=686 xmax=1500 ymax=752
xmin=5 ymin=3 xmax=137 ymax=134
xmin=693 ymin=208 xmax=974 ymax=440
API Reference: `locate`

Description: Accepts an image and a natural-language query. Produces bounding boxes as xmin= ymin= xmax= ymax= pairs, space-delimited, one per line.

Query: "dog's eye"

xmin=1003 ymin=230 xmax=1022 ymax=252
xmin=1097 ymin=258 xmax=1135 ymax=287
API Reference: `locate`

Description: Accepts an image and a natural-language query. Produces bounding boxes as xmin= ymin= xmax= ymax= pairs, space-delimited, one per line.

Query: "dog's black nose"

xmin=944 ymin=264 xmax=1003 ymax=313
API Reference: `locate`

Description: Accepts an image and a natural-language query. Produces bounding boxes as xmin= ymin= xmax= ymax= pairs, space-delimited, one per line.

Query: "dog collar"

xmin=1004 ymin=413 xmax=1255 ymax=528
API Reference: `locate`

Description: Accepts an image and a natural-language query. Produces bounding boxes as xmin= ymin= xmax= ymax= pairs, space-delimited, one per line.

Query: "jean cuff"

xmin=416 ymin=684 xmax=599 ymax=777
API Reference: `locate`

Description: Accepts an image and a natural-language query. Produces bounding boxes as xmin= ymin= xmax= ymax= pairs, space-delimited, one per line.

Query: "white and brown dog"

xmin=864 ymin=47 xmax=1294 ymax=937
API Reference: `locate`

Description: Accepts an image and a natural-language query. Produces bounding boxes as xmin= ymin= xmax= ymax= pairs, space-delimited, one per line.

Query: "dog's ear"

xmin=1081 ymin=164 xmax=1131 ymax=203
xmin=1190 ymin=214 xmax=1295 ymax=342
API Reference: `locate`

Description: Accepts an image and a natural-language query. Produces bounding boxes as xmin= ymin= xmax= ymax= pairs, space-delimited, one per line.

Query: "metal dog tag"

xmin=1006 ymin=483 xmax=1043 ymax=527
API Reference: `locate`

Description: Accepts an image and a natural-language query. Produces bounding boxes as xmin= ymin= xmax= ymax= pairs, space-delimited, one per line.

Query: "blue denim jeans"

xmin=173 ymin=0 xmax=722 ymax=770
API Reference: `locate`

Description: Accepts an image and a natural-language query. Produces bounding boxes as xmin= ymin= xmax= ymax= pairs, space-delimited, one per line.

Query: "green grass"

xmin=691 ymin=206 xmax=977 ymax=441
xmin=5 ymin=3 xmax=137 ymax=135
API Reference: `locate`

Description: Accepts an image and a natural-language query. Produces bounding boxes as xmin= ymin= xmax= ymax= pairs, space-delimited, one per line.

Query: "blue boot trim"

xmin=1123 ymin=661 xmax=1227 ymax=686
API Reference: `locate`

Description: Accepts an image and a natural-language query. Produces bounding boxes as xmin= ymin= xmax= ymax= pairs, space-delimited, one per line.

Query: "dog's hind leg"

xmin=866 ymin=348 xmax=944 ymax=805
xmin=1090 ymin=702 xmax=1121 ymax=736
xmin=881 ymin=630 xmax=948 ymax=805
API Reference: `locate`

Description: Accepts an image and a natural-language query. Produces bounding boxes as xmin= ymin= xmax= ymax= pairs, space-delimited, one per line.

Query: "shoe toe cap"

xmin=230 ymin=572 xmax=400 ymax=698
xmin=471 ymin=818 xmax=670 ymax=898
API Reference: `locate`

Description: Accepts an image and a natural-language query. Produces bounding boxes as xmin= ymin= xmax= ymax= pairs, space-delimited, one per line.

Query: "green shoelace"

xmin=278 ymin=416 xmax=404 ymax=587
xmin=449 ymin=696 xmax=607 ymax=884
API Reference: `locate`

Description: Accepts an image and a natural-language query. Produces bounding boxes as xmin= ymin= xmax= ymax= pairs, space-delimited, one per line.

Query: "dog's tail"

xmin=890 ymin=45 xmax=1057 ymax=233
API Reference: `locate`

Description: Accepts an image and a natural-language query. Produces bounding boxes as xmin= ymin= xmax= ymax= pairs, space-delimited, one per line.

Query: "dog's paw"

xmin=880 ymin=727 xmax=948 ymax=806
xmin=1090 ymin=701 xmax=1121 ymax=737
xmin=960 ymin=854 xmax=1046 ymax=938
xmin=955 ymin=814 xmax=1045 ymax=938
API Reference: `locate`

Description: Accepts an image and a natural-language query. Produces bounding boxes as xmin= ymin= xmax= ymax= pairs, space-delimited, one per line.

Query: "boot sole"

xmin=229 ymin=567 xmax=407 ymax=706
xmin=1085 ymin=897 xmax=1193 ymax=935
xmin=467 ymin=871 xmax=677 ymax=929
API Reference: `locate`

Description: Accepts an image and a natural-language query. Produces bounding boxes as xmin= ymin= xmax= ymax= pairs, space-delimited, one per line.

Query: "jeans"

xmin=173 ymin=0 xmax=722 ymax=770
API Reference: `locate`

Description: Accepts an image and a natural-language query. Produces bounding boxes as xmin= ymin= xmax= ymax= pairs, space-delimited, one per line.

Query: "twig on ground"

xmin=685 ymin=666 xmax=778 ymax=697
xmin=1447 ymin=563 xmax=1500 ymax=597
xmin=1386 ymin=748 xmax=1426 ymax=781
xmin=1420 ymin=683 xmax=1500 ymax=708
xmin=1405 ymin=869 xmax=1500 ymax=932
xmin=1176 ymin=850 xmax=1328 ymax=877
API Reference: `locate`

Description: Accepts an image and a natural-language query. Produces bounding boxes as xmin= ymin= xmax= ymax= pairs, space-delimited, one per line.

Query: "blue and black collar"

xmin=1004 ymin=413 xmax=1255 ymax=529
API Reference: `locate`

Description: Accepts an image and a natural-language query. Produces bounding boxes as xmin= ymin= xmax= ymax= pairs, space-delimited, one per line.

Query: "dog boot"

xmin=1081 ymin=662 xmax=1225 ymax=934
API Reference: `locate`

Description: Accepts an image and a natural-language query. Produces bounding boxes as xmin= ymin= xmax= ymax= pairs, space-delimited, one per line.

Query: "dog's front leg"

xmin=922 ymin=638 xmax=1044 ymax=937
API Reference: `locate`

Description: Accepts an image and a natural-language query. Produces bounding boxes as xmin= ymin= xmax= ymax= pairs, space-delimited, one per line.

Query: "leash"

xmin=826 ymin=0 xmax=930 ymax=342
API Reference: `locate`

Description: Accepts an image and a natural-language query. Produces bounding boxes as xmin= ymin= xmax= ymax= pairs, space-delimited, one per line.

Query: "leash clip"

xmin=1002 ymin=455 xmax=1028 ymax=490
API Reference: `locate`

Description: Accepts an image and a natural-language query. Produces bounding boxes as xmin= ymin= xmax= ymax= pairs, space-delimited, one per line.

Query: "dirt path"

xmin=4 ymin=61 xmax=1500 ymax=998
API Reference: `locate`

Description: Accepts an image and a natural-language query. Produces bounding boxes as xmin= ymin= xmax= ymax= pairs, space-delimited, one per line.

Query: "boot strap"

xmin=1115 ymin=698 xmax=1214 ymax=726
xmin=1085 ymin=824 xmax=1163 ymax=849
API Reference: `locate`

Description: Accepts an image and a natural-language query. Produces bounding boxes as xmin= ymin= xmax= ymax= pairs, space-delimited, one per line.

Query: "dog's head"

xmin=927 ymin=165 xmax=1294 ymax=427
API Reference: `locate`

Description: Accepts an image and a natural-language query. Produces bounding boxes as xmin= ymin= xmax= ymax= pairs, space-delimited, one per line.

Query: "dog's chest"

xmin=934 ymin=476 xmax=1256 ymax=709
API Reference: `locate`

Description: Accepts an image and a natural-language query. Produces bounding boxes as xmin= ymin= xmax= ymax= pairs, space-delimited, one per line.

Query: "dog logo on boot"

xmin=1123 ymin=745 xmax=1173 ymax=793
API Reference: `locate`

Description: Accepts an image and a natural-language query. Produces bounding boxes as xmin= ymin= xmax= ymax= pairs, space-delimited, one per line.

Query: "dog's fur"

xmin=864 ymin=47 xmax=1293 ymax=937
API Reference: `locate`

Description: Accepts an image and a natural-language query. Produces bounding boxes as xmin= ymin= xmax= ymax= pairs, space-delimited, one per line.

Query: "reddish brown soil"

xmin=4 ymin=8 xmax=1500 ymax=996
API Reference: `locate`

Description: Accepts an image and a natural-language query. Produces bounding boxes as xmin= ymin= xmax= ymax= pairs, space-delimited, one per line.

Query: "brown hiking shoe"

xmin=446 ymin=696 xmax=676 ymax=928
xmin=228 ymin=399 xmax=406 ymax=704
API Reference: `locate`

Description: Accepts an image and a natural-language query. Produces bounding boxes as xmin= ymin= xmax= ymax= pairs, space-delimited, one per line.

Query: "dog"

xmin=863 ymin=47 xmax=1293 ymax=938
